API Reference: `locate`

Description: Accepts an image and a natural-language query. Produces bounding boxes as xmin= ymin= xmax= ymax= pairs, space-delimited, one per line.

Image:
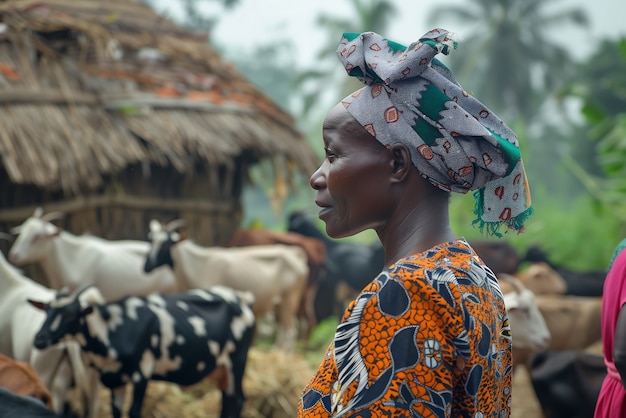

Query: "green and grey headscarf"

xmin=336 ymin=29 xmax=533 ymax=235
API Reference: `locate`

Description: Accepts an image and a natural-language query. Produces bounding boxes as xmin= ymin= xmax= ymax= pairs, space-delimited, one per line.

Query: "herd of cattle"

xmin=0 ymin=207 xmax=610 ymax=418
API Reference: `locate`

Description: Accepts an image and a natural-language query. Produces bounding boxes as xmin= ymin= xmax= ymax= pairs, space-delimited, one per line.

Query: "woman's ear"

xmin=389 ymin=143 xmax=413 ymax=183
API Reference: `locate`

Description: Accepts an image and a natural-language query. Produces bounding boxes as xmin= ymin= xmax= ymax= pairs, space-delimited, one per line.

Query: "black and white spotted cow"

xmin=28 ymin=285 xmax=256 ymax=418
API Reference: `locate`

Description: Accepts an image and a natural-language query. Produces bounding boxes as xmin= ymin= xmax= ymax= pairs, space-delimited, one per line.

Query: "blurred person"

xmin=297 ymin=29 xmax=532 ymax=417
xmin=594 ymin=237 xmax=626 ymax=418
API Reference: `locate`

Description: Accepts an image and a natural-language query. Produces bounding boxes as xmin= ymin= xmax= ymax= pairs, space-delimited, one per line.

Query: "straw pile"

xmin=90 ymin=346 xmax=318 ymax=418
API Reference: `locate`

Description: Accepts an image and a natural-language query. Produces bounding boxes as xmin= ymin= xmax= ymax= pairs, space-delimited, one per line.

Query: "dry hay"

xmin=90 ymin=346 xmax=317 ymax=418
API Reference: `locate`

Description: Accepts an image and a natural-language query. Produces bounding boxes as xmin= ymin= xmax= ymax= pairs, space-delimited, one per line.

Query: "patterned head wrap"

xmin=336 ymin=29 xmax=533 ymax=235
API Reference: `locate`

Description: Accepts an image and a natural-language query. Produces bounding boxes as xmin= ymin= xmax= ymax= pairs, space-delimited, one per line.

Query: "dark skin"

xmin=310 ymin=102 xmax=457 ymax=267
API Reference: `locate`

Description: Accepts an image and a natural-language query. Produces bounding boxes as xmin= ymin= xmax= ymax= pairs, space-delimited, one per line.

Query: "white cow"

xmin=8 ymin=208 xmax=178 ymax=301
xmin=144 ymin=219 xmax=309 ymax=352
xmin=0 ymin=248 xmax=100 ymax=418
xmin=499 ymin=274 xmax=551 ymax=369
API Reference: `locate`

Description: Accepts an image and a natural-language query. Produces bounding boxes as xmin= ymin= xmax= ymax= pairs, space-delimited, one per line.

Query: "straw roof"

xmin=0 ymin=0 xmax=319 ymax=195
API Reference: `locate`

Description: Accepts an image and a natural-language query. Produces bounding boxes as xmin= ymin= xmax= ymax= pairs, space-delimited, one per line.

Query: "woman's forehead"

xmin=323 ymin=103 xmax=353 ymax=130
xmin=324 ymin=103 xmax=374 ymax=143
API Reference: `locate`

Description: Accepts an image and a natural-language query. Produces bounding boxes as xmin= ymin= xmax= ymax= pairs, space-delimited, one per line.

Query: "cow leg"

xmin=274 ymin=289 xmax=301 ymax=352
xmin=128 ymin=379 xmax=148 ymax=418
xmin=299 ymin=282 xmax=320 ymax=347
xmin=49 ymin=355 xmax=76 ymax=416
xmin=110 ymin=386 xmax=127 ymax=418
xmin=220 ymin=328 xmax=254 ymax=418
xmin=85 ymin=368 xmax=101 ymax=418
xmin=221 ymin=390 xmax=244 ymax=418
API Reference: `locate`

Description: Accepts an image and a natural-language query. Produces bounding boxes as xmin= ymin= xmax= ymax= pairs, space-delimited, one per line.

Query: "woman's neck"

xmin=377 ymin=196 xmax=457 ymax=267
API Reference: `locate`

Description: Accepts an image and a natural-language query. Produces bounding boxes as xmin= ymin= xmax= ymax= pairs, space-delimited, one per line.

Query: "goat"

xmin=499 ymin=274 xmax=551 ymax=369
xmin=225 ymin=228 xmax=328 ymax=344
xmin=144 ymin=219 xmax=309 ymax=351
xmin=0 ymin=249 xmax=99 ymax=417
xmin=8 ymin=207 xmax=177 ymax=301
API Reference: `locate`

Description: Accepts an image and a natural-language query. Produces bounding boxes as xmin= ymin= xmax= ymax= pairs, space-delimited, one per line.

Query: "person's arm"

xmin=614 ymin=303 xmax=626 ymax=386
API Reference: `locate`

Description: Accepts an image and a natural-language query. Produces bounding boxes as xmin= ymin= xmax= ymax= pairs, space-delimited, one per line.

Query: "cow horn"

xmin=0 ymin=232 xmax=13 ymax=241
xmin=165 ymin=219 xmax=187 ymax=232
xmin=41 ymin=211 xmax=65 ymax=223
xmin=33 ymin=207 xmax=44 ymax=218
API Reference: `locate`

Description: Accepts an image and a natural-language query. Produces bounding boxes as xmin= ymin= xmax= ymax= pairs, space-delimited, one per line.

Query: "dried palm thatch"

xmin=0 ymin=0 xmax=320 ymax=256
xmin=89 ymin=347 xmax=317 ymax=418
xmin=0 ymin=0 xmax=319 ymax=195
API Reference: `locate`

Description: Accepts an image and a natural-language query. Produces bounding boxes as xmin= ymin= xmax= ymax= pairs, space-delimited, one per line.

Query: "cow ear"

xmin=82 ymin=306 xmax=94 ymax=316
xmin=27 ymin=299 xmax=47 ymax=311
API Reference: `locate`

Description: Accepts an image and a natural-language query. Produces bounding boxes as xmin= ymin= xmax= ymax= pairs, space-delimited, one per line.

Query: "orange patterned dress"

xmin=298 ymin=239 xmax=512 ymax=417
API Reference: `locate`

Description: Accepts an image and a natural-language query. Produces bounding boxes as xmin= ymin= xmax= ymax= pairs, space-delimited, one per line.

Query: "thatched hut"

xmin=0 ymin=0 xmax=319 ymax=279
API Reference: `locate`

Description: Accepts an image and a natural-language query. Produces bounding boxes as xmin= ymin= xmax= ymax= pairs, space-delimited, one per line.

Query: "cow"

xmin=0 ymin=387 xmax=75 ymax=418
xmin=510 ymin=292 xmax=602 ymax=371
xmin=535 ymin=294 xmax=602 ymax=352
xmin=287 ymin=211 xmax=385 ymax=320
xmin=523 ymin=245 xmax=606 ymax=296
xmin=225 ymin=228 xmax=328 ymax=343
xmin=0 ymin=248 xmax=99 ymax=418
xmin=29 ymin=284 xmax=257 ymax=418
xmin=530 ymin=350 xmax=606 ymax=418
xmin=8 ymin=207 xmax=177 ymax=302
xmin=0 ymin=353 xmax=52 ymax=408
xmin=144 ymin=219 xmax=309 ymax=351
xmin=514 ymin=262 xmax=568 ymax=296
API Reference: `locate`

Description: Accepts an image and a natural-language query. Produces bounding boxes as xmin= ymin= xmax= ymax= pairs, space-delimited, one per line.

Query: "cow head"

xmin=8 ymin=207 xmax=64 ymax=265
xmin=144 ymin=219 xmax=186 ymax=273
xmin=28 ymin=285 xmax=102 ymax=349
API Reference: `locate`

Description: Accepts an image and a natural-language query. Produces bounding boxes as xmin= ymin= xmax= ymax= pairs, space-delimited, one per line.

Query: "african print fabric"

xmin=336 ymin=30 xmax=532 ymax=236
xmin=298 ymin=239 xmax=512 ymax=417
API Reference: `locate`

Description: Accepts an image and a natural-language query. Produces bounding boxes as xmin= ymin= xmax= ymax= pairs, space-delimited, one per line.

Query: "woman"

xmin=594 ymin=238 xmax=626 ymax=417
xmin=298 ymin=29 xmax=532 ymax=417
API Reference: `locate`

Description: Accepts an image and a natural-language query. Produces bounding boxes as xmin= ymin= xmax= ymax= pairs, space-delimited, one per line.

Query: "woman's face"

xmin=310 ymin=103 xmax=394 ymax=238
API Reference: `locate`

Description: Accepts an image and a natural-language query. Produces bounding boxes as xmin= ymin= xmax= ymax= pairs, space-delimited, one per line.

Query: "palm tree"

xmin=427 ymin=0 xmax=588 ymax=122
xmin=295 ymin=0 xmax=398 ymax=125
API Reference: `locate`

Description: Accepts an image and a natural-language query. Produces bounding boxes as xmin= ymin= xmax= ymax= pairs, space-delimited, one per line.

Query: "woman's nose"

xmin=310 ymin=165 xmax=326 ymax=190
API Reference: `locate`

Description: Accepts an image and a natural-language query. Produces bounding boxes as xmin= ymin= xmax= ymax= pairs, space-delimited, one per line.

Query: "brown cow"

xmin=514 ymin=262 xmax=568 ymax=296
xmin=226 ymin=228 xmax=328 ymax=343
xmin=0 ymin=353 xmax=52 ymax=408
xmin=512 ymin=294 xmax=602 ymax=369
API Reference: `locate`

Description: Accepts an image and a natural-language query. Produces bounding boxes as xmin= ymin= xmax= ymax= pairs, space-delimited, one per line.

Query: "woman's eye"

xmin=324 ymin=147 xmax=336 ymax=160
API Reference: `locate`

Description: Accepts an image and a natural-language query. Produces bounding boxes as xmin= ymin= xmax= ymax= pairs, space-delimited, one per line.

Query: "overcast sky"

xmin=203 ymin=0 xmax=626 ymax=65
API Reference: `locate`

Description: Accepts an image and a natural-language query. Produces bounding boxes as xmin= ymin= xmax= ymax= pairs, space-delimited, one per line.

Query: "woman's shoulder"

xmin=391 ymin=239 xmax=473 ymax=273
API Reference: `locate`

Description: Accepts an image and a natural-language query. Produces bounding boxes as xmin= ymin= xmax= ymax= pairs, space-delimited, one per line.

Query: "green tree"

xmin=560 ymin=38 xmax=626 ymax=228
xmin=427 ymin=0 xmax=588 ymax=122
